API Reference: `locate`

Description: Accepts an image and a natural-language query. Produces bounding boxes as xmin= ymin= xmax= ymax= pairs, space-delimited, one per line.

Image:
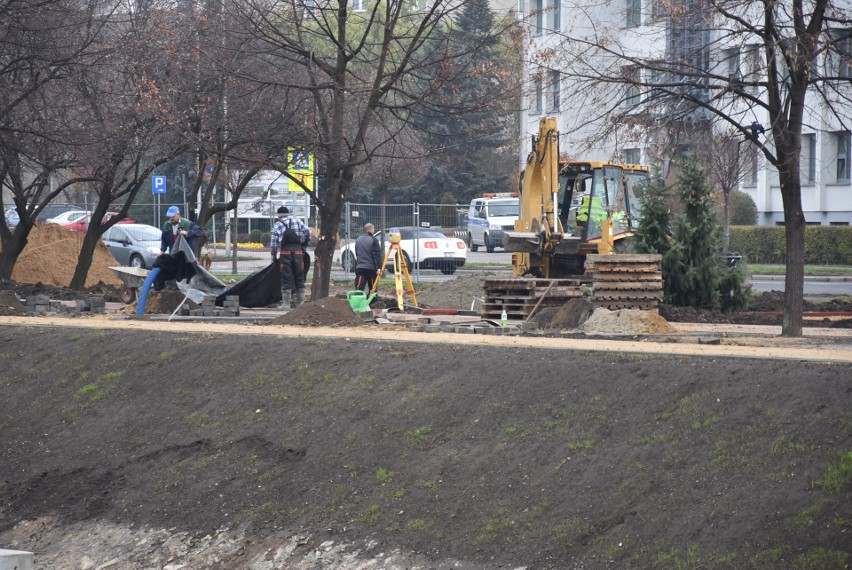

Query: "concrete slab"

xmin=0 ymin=549 xmax=34 ymax=570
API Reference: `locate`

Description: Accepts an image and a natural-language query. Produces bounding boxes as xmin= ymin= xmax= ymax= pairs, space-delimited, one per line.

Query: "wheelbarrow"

xmin=109 ymin=266 xmax=150 ymax=304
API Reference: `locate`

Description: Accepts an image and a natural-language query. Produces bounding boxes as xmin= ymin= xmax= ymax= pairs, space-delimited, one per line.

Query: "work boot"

xmin=277 ymin=289 xmax=291 ymax=310
xmin=295 ymin=288 xmax=306 ymax=307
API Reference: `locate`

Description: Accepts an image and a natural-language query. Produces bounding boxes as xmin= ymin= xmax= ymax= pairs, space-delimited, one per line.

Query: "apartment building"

xmin=516 ymin=0 xmax=851 ymax=226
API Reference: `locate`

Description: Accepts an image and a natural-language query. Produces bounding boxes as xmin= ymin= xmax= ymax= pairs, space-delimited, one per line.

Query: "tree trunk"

xmin=722 ymin=190 xmax=730 ymax=254
xmin=311 ymin=190 xmax=346 ymax=301
xmin=0 ymin=225 xmax=31 ymax=282
xmin=780 ymin=181 xmax=804 ymax=337
xmin=69 ymin=226 xmax=104 ymax=290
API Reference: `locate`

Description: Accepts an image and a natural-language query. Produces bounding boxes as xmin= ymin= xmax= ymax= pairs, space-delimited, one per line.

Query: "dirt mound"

xmin=581 ymin=307 xmax=680 ymax=335
xmin=413 ymin=272 xmax=502 ymax=310
xmin=123 ymin=290 xmax=199 ymax=315
xmin=0 ymin=290 xmax=26 ymax=315
xmin=547 ymin=297 xmax=596 ymax=329
xmin=5 ymin=224 xmax=121 ymax=288
xmin=267 ymin=297 xmax=363 ymax=327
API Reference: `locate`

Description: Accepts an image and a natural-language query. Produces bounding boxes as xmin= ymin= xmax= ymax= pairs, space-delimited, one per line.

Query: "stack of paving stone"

xmin=221 ymin=295 xmax=240 ymax=317
xmin=28 ymin=295 xmax=106 ymax=315
xmin=481 ymin=278 xmax=586 ymax=321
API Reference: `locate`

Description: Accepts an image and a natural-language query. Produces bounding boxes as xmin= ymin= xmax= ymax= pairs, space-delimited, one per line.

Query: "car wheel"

xmin=341 ymin=250 xmax=356 ymax=272
xmin=129 ymin=254 xmax=145 ymax=269
xmin=440 ymin=266 xmax=457 ymax=275
xmin=121 ymin=286 xmax=137 ymax=304
xmin=470 ymin=238 xmax=479 ymax=252
xmin=485 ymin=234 xmax=495 ymax=253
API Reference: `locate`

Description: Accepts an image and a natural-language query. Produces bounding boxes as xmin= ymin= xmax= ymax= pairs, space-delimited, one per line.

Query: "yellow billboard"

xmin=288 ymin=148 xmax=314 ymax=193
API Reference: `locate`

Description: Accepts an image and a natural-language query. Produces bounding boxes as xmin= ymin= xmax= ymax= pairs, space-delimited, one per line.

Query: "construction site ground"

xmin=1 ymin=225 xmax=851 ymax=569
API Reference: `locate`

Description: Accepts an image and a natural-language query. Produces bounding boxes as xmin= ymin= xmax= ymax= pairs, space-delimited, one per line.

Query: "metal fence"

xmin=201 ymin=202 xmax=470 ymax=279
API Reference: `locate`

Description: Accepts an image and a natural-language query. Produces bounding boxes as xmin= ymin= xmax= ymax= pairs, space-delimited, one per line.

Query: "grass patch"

xmin=357 ymin=504 xmax=380 ymax=525
xmin=476 ymin=515 xmax=513 ymax=543
xmin=793 ymin=548 xmax=850 ymax=569
xmin=159 ymin=349 xmax=177 ymax=360
xmin=375 ymin=468 xmax=394 ymax=483
xmin=73 ymin=371 xmax=123 ymax=403
xmin=655 ymin=395 xmax=695 ymax=421
xmin=566 ymin=440 xmax=594 ymax=450
xmin=407 ymin=518 xmax=432 ymax=530
xmin=690 ymin=412 xmax=723 ymax=431
xmin=819 ymin=450 xmax=852 ymax=492
xmin=750 ymin=264 xmax=852 ymax=276
xmin=419 ymin=480 xmax=439 ymax=491
xmin=404 ymin=425 xmax=432 ymax=445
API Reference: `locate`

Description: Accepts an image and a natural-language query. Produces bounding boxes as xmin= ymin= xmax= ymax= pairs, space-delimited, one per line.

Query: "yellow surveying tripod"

xmin=370 ymin=229 xmax=418 ymax=311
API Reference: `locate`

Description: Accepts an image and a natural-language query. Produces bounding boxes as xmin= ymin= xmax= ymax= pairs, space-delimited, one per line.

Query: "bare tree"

xmin=537 ymin=0 xmax=851 ymax=336
xmin=0 ymin=0 xmax=118 ymax=281
xmin=228 ymin=0 xmax=517 ymax=299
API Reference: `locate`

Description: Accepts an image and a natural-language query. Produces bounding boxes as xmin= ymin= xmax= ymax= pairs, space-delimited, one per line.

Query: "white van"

xmin=467 ymin=194 xmax=519 ymax=252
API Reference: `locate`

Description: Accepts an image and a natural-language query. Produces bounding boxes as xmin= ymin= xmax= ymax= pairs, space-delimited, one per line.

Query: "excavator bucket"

xmin=502 ymin=230 xmax=541 ymax=253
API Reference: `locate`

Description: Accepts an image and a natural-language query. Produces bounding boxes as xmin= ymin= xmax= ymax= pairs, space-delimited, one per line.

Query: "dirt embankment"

xmin=0 ymin=328 xmax=849 ymax=569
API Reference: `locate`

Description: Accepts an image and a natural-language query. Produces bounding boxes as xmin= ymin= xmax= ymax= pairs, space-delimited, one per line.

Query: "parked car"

xmin=339 ymin=226 xmax=466 ymax=275
xmin=37 ymin=203 xmax=85 ymax=223
xmin=101 ymin=224 xmax=162 ymax=269
xmin=62 ymin=211 xmax=136 ymax=233
xmin=3 ymin=208 xmax=19 ymax=230
xmin=45 ymin=209 xmax=88 ymax=225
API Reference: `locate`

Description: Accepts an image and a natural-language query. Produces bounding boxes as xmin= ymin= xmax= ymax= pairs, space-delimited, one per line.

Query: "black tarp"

xmin=215 ymin=261 xmax=282 ymax=308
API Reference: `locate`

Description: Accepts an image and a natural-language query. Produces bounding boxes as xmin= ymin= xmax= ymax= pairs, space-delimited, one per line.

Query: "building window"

xmin=745 ymin=45 xmax=761 ymax=94
xmin=624 ymin=67 xmax=640 ymax=107
xmin=547 ymin=70 xmax=560 ymax=112
xmin=532 ymin=75 xmax=543 ymax=114
xmin=352 ymin=0 xmax=366 ymax=11
xmin=624 ymin=148 xmax=641 ymax=164
xmin=837 ymin=30 xmax=851 ymax=78
xmin=744 ymin=143 xmax=758 ymax=187
xmin=532 ymin=0 xmax=543 ymax=35
xmin=549 ymin=0 xmax=560 ymax=32
xmin=626 ymin=0 xmax=640 ymax=27
xmin=836 ymin=131 xmax=851 ymax=183
xmin=722 ymin=47 xmax=741 ymax=82
xmin=651 ymin=0 xmax=669 ymax=19
xmin=801 ymin=133 xmax=816 ymax=185
xmin=830 ymin=221 xmax=850 ymax=225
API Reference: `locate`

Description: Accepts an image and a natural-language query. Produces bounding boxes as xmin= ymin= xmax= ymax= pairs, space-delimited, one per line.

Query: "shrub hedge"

xmin=728 ymin=226 xmax=852 ymax=265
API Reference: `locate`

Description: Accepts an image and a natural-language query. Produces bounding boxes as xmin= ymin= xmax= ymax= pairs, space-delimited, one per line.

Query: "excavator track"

xmin=585 ymin=254 xmax=663 ymax=310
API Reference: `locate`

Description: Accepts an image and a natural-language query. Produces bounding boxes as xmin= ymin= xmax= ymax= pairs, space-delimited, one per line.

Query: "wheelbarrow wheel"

xmin=121 ymin=286 xmax=137 ymax=304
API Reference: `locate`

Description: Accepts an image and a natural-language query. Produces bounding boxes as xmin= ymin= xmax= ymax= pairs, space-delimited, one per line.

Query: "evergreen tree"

xmin=729 ymin=190 xmax=758 ymax=225
xmin=408 ymin=0 xmax=518 ymax=204
xmin=667 ymin=158 xmax=721 ymax=307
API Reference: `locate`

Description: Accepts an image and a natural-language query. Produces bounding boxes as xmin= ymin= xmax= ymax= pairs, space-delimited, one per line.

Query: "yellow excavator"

xmin=504 ymin=116 xmax=651 ymax=278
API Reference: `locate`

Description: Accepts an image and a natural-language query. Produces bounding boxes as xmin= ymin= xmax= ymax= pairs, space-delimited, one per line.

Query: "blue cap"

xmin=166 ymin=206 xmax=180 ymax=217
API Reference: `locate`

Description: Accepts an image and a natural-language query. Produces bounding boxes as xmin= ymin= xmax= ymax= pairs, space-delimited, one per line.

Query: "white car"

xmin=46 ymin=210 xmax=87 ymax=225
xmin=340 ymin=226 xmax=466 ymax=275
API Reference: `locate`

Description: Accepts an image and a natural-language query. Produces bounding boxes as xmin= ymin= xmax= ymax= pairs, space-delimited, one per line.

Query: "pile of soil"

xmin=3 ymin=224 xmax=121 ymax=288
xmin=267 ymin=297 xmax=363 ymax=327
xmin=581 ymin=307 xmax=681 ymax=335
xmin=546 ymin=297 xmax=596 ymax=329
xmin=0 ymin=290 xmax=26 ymax=316
xmin=413 ymin=272 xmax=503 ymax=310
xmin=123 ymin=290 xmax=199 ymax=315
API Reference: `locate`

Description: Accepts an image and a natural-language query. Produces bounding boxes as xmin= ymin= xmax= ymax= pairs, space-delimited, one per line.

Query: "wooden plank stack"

xmin=481 ymin=278 xmax=587 ymax=320
xmin=585 ymin=254 xmax=663 ymax=310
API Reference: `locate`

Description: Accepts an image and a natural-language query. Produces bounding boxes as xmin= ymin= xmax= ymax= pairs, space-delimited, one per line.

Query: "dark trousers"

xmin=354 ymin=268 xmax=377 ymax=292
xmin=280 ymin=248 xmax=305 ymax=290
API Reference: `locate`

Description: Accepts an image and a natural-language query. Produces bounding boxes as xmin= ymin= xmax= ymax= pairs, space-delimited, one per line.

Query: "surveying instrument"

xmin=370 ymin=228 xmax=418 ymax=311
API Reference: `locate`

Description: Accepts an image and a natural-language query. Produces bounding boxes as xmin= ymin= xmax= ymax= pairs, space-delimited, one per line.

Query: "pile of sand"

xmin=4 ymin=224 xmax=121 ymax=288
xmin=267 ymin=297 xmax=363 ymax=327
xmin=580 ymin=307 xmax=680 ymax=335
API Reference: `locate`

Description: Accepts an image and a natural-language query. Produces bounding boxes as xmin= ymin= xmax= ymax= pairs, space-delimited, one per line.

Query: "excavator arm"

xmin=504 ymin=117 xmax=580 ymax=277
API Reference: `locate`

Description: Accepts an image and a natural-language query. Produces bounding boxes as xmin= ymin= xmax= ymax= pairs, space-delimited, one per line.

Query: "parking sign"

xmin=152 ymin=175 xmax=167 ymax=194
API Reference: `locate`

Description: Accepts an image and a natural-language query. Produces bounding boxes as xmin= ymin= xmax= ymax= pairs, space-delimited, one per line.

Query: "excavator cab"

xmin=559 ymin=161 xmax=648 ymax=246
